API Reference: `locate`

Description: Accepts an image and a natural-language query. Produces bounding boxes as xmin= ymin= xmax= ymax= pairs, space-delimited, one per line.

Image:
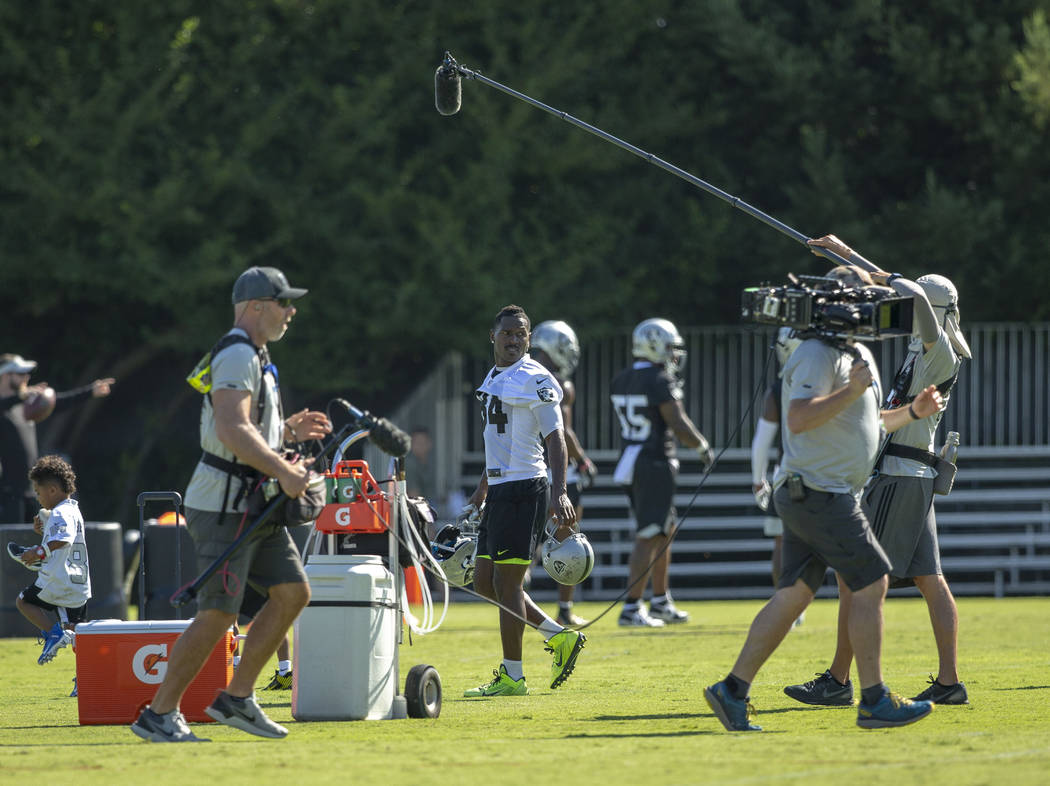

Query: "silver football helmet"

xmin=431 ymin=523 xmax=477 ymax=588
xmin=530 ymin=320 xmax=580 ymax=378
xmin=632 ymin=318 xmax=686 ymax=372
xmin=540 ymin=520 xmax=595 ymax=586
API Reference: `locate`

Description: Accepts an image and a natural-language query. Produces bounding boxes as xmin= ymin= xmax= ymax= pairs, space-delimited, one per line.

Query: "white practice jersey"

xmin=476 ymin=354 xmax=564 ymax=485
xmin=36 ymin=498 xmax=91 ymax=608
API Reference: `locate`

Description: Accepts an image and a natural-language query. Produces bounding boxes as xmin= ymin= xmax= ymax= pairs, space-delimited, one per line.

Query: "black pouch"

xmin=931 ymin=457 xmax=957 ymax=496
xmin=246 ymin=472 xmax=327 ymax=527
xmin=787 ymin=473 xmax=806 ymax=502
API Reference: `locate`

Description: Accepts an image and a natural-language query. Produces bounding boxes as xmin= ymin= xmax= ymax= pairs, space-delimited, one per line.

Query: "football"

xmin=22 ymin=387 xmax=57 ymax=422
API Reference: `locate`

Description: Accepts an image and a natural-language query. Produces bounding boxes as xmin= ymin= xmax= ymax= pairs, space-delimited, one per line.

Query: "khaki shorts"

xmin=186 ymin=507 xmax=307 ymax=615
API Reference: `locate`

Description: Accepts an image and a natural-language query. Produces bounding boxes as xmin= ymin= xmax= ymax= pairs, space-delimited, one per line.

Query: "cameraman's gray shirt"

xmin=774 ymin=339 xmax=882 ymax=495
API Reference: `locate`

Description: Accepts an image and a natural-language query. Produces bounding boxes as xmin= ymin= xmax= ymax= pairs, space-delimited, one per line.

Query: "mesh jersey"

xmin=35 ymin=498 xmax=91 ymax=608
xmin=610 ymin=361 xmax=683 ymax=459
xmin=476 ymin=355 xmax=563 ymax=485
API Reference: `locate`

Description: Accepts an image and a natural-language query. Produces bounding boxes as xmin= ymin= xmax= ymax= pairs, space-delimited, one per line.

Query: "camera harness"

xmin=196 ymin=333 xmax=283 ymax=524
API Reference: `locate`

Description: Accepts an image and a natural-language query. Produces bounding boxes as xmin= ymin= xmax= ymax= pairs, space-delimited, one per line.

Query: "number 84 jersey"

xmin=476 ymin=355 xmax=564 ymax=485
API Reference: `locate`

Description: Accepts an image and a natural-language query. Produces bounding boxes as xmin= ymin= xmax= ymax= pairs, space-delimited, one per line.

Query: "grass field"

xmin=1 ymin=596 xmax=1047 ymax=785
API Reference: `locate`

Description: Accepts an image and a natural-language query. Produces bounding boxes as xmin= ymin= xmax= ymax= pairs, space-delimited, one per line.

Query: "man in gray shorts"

xmin=131 ymin=266 xmax=331 ymax=743
xmin=784 ymin=235 xmax=971 ymax=707
xmin=705 ymin=265 xmax=943 ymax=732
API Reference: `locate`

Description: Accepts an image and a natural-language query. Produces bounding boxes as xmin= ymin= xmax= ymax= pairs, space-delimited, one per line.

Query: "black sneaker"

xmin=910 ymin=675 xmax=969 ymax=705
xmin=130 ymin=707 xmax=208 ymax=742
xmin=205 ymin=691 xmax=288 ymax=738
xmin=783 ymin=670 xmax=854 ymax=706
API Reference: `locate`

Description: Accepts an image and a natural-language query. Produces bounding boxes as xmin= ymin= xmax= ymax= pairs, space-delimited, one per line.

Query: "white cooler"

xmin=292 ymin=555 xmax=400 ymax=720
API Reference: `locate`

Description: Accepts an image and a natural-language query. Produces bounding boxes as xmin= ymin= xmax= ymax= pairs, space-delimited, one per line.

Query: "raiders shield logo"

xmin=537 ymin=387 xmax=556 ymax=402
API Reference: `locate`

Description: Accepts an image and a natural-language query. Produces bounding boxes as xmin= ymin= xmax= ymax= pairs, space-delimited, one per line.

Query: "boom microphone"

xmin=333 ymin=398 xmax=412 ymax=458
xmin=431 ymin=50 xmax=853 ymax=267
xmin=434 ymin=62 xmax=461 ymax=116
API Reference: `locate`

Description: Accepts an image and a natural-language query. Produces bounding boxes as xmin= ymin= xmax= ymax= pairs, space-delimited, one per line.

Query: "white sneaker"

xmin=618 ymin=605 xmax=666 ymax=627
xmin=650 ymin=598 xmax=689 ymax=624
xmin=792 ymin=611 xmax=805 ymax=628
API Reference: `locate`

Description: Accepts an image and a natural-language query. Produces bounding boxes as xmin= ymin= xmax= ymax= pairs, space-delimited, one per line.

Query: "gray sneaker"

xmin=131 ymin=707 xmax=208 ymax=742
xmin=205 ymin=691 xmax=288 ymax=738
xmin=783 ymin=670 xmax=854 ymax=706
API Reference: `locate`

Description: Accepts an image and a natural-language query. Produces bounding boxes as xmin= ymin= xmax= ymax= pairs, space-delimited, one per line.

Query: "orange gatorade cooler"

xmin=74 ymin=619 xmax=235 ymax=724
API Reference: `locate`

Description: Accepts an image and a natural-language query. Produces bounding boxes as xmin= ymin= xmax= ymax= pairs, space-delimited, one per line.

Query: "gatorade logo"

xmin=335 ymin=506 xmax=352 ymax=528
xmin=132 ymin=644 xmax=168 ymax=684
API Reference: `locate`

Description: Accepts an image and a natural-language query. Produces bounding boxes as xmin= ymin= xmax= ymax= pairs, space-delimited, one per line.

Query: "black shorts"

xmin=773 ymin=484 xmax=891 ymax=593
xmin=477 ymin=477 xmax=550 ymax=564
xmin=567 ymin=480 xmax=582 ymax=509
xmin=19 ymin=584 xmax=89 ymax=625
xmin=626 ymin=457 xmax=677 ymax=538
xmin=238 ymin=584 xmax=268 ymax=623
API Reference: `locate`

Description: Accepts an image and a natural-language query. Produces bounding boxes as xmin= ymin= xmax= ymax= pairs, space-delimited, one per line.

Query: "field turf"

xmin=1 ymin=596 xmax=1047 ymax=785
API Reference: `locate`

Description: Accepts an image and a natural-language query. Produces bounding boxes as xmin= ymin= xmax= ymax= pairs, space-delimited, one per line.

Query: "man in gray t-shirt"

xmin=783 ymin=235 xmax=971 ymax=709
xmin=132 ymin=266 xmax=331 ymax=744
xmin=705 ymin=264 xmax=943 ymax=733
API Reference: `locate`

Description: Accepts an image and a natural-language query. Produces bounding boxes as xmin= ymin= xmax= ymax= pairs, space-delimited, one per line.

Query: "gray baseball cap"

xmin=232 ymin=266 xmax=308 ymax=304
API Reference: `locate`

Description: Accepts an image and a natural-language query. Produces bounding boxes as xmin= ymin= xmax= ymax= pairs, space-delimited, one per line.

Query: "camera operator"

xmin=780 ymin=235 xmax=971 ymax=708
xmin=705 ymin=264 xmax=943 ymax=732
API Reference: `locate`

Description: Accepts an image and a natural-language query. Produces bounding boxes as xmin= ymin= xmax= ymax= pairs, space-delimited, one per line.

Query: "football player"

xmin=463 ymin=305 xmax=586 ymax=697
xmin=610 ymin=318 xmax=713 ymax=627
xmin=529 ymin=320 xmax=597 ymax=627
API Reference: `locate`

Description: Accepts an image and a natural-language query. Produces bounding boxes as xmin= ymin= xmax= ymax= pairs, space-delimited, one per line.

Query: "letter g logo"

xmin=335 ymin=506 xmax=352 ymax=528
xmin=132 ymin=643 xmax=168 ymax=684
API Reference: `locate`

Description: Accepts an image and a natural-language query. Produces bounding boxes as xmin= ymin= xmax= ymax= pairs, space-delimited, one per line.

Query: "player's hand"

xmin=578 ymin=457 xmax=597 ymax=489
xmin=548 ymin=492 xmax=577 ymax=528
xmin=753 ymin=480 xmax=771 ymax=512
xmin=286 ymin=409 xmax=333 ymax=442
xmin=697 ymin=440 xmax=715 ymax=472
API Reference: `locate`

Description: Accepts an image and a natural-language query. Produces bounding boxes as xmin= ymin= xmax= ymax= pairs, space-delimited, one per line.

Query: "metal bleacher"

xmin=461 ymin=447 xmax=1050 ymax=602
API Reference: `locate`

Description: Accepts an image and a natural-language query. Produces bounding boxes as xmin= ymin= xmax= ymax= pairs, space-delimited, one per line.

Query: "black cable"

xmin=409 ymin=340 xmax=778 ymax=632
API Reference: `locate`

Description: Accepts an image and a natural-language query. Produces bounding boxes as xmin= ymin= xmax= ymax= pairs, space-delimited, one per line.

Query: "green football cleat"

xmin=262 ymin=669 xmax=293 ymax=690
xmin=545 ymin=629 xmax=586 ymax=689
xmin=463 ymin=665 xmax=528 ymax=697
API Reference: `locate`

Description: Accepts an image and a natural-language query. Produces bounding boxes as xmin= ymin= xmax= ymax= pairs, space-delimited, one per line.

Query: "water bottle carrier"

xmin=315 ymin=460 xmax=391 ymax=534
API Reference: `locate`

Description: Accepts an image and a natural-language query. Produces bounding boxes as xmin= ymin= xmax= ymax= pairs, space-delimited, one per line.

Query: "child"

xmin=7 ymin=455 xmax=91 ymax=665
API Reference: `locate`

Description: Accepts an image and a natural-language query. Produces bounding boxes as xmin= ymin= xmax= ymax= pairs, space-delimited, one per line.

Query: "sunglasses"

xmin=262 ymin=297 xmax=295 ymax=308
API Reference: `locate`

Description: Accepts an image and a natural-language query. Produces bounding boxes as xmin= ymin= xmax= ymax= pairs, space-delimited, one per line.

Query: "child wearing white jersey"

xmin=9 ymin=455 xmax=91 ymax=665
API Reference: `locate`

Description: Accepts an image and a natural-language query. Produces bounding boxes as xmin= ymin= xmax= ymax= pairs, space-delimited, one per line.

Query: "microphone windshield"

xmin=434 ymin=65 xmax=462 ymax=116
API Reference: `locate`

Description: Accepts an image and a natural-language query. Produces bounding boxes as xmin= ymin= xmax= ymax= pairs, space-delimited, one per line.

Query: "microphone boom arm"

xmin=441 ymin=51 xmax=850 ymax=267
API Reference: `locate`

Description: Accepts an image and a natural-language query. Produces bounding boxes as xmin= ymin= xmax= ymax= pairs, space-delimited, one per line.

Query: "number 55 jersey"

xmin=476 ymin=354 xmax=564 ymax=485
xmin=610 ymin=361 xmax=681 ymax=484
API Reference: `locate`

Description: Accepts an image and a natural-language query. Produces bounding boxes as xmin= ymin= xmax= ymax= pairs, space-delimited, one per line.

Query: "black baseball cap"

xmin=232 ymin=266 xmax=308 ymax=304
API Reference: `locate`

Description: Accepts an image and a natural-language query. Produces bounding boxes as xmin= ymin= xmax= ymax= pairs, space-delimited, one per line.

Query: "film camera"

xmin=741 ymin=274 xmax=913 ymax=340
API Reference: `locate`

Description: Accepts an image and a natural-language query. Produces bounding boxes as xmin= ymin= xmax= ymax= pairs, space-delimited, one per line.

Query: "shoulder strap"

xmin=207 ymin=333 xmax=268 ymax=426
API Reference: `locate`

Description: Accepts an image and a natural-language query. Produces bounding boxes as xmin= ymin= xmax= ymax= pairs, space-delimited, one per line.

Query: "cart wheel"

xmin=405 ymin=664 xmax=442 ymax=718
